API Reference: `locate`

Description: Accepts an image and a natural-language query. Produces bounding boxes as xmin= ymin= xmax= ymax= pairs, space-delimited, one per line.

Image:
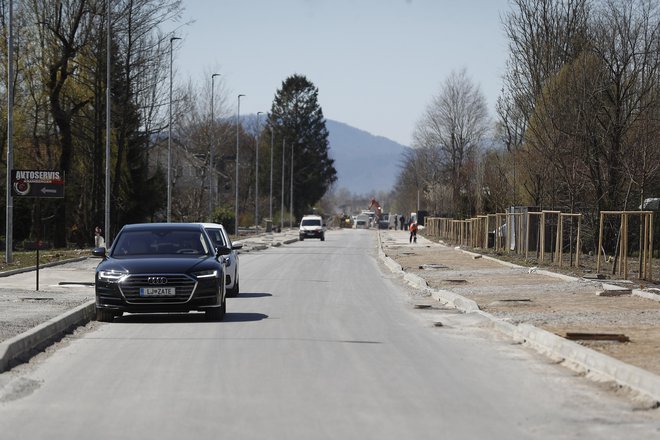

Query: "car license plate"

xmin=140 ymin=287 xmax=176 ymax=297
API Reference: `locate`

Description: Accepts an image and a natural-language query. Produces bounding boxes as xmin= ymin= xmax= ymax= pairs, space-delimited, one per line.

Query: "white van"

xmin=299 ymin=215 xmax=325 ymax=241
xmin=355 ymin=214 xmax=370 ymax=229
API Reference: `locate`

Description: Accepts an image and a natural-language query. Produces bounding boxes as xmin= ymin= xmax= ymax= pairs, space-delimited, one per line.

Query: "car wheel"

xmin=96 ymin=308 xmax=115 ymax=323
xmin=299 ymin=235 xmax=304 ymax=241
xmin=206 ymin=297 xmax=226 ymax=321
xmin=227 ymin=276 xmax=239 ymax=297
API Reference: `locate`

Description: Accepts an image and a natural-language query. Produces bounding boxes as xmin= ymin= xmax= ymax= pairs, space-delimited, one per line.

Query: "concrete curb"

xmin=430 ymin=289 xmax=481 ymax=313
xmin=633 ymin=288 xmax=660 ymax=303
xmin=453 ymin=243 xmax=660 ymax=300
xmin=452 ymin=244 xmax=660 ymax=303
xmin=237 ymin=233 xmax=299 ymax=253
xmin=0 ymin=256 xmax=89 ymax=278
xmin=384 ymin=257 xmax=403 ymax=273
xmin=535 ymin=269 xmax=582 ymax=282
xmin=456 ymin=247 xmax=585 ymax=282
xmin=0 ymin=300 xmax=96 ymax=373
xmin=513 ymin=323 xmax=660 ymax=401
xmin=377 ymin=233 xmax=660 ymax=403
xmin=403 ymin=272 xmax=429 ymax=290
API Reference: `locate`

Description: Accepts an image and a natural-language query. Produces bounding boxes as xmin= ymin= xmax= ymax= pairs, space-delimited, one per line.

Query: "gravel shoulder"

xmin=381 ymin=229 xmax=660 ymax=377
xmin=0 ymin=258 xmax=96 ymax=343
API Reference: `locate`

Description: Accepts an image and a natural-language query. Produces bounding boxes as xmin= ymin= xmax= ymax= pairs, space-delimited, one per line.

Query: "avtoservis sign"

xmin=11 ymin=169 xmax=65 ymax=198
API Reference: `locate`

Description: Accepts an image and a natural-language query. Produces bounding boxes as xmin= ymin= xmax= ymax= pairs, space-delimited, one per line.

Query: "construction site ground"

xmin=380 ymin=229 xmax=660 ymax=377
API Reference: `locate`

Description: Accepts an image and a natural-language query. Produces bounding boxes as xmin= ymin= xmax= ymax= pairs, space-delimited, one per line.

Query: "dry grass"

xmin=0 ymin=248 xmax=90 ymax=272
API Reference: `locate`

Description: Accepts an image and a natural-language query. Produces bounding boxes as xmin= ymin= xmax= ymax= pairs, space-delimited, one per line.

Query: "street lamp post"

xmin=5 ymin=0 xmax=13 ymax=263
xmin=208 ymin=73 xmax=220 ymax=219
xmin=235 ymin=94 xmax=245 ymax=236
xmin=290 ymin=141 xmax=294 ymax=228
xmin=167 ymin=36 xmax=181 ymax=222
xmin=269 ymin=126 xmax=273 ymax=223
xmin=280 ymin=138 xmax=285 ymax=231
xmin=255 ymin=111 xmax=263 ymax=231
xmin=105 ymin=0 xmax=111 ymax=246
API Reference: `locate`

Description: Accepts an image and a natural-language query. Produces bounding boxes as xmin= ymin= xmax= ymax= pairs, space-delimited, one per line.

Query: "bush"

xmin=211 ymin=206 xmax=235 ymax=232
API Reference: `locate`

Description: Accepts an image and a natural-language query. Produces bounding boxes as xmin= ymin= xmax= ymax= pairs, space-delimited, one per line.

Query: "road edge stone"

xmin=0 ymin=300 xmax=95 ymax=373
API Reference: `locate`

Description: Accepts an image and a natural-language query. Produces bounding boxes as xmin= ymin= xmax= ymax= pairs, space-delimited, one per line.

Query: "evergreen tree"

xmin=267 ymin=74 xmax=336 ymax=220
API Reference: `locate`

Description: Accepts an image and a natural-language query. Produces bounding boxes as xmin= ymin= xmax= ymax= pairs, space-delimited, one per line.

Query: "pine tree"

xmin=268 ymin=74 xmax=336 ymax=220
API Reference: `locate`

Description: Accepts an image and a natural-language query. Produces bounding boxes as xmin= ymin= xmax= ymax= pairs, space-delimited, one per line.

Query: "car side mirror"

xmin=232 ymin=242 xmax=243 ymax=250
xmin=92 ymin=247 xmax=106 ymax=258
xmin=216 ymin=246 xmax=232 ymax=257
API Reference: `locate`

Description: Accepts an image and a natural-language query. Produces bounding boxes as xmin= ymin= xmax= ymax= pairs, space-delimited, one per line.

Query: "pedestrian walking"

xmin=409 ymin=221 xmax=417 ymax=243
xmin=94 ymin=226 xmax=105 ymax=248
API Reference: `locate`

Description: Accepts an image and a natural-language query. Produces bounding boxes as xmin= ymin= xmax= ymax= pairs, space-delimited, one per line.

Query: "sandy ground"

xmin=381 ymin=230 xmax=660 ymax=377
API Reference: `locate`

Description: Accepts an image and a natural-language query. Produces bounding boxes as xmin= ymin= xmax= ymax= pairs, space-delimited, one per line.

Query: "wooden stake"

xmin=597 ymin=212 xmax=604 ymax=274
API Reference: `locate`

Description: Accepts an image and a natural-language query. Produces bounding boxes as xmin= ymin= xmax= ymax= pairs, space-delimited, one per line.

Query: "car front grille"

xmin=119 ymin=274 xmax=196 ymax=304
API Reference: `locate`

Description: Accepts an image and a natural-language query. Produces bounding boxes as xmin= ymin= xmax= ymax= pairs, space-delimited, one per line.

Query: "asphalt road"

xmin=1 ymin=229 xmax=659 ymax=439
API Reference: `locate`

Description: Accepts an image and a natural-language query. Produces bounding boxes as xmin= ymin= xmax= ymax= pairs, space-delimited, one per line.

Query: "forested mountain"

xmin=326 ymin=120 xmax=409 ymax=195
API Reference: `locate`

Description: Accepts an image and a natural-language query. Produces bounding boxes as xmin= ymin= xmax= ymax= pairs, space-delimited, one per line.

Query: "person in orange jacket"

xmin=409 ymin=221 xmax=418 ymax=243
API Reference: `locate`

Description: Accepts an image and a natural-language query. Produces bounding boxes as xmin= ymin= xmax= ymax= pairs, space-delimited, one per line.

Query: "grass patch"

xmin=0 ymin=249 xmax=90 ymax=272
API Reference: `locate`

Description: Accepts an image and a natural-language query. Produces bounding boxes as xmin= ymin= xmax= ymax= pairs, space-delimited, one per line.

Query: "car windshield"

xmin=302 ymin=219 xmax=321 ymax=226
xmin=111 ymin=229 xmax=211 ymax=257
xmin=205 ymin=228 xmax=227 ymax=247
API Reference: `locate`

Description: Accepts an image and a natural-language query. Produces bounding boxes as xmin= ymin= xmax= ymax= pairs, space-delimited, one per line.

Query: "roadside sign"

xmin=11 ymin=169 xmax=65 ymax=198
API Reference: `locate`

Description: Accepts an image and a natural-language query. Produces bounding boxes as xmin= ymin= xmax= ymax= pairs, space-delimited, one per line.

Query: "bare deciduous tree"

xmin=497 ymin=0 xmax=590 ymax=208
xmin=412 ymin=69 xmax=489 ymax=217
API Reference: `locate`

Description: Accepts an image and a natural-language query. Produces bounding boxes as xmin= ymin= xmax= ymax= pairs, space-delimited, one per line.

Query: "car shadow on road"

xmin=233 ymin=292 xmax=272 ymax=298
xmin=223 ymin=312 xmax=269 ymax=322
xmin=114 ymin=311 xmax=268 ymax=324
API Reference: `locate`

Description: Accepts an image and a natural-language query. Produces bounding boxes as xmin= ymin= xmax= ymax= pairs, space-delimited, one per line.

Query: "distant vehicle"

xmin=299 ymin=215 xmax=325 ymax=241
xmin=198 ymin=223 xmax=243 ymax=297
xmin=355 ymin=214 xmax=370 ymax=229
xmin=387 ymin=213 xmax=398 ymax=229
xmin=378 ymin=212 xmax=390 ymax=229
xmin=92 ymin=223 xmax=231 ymax=322
xmin=339 ymin=215 xmax=352 ymax=228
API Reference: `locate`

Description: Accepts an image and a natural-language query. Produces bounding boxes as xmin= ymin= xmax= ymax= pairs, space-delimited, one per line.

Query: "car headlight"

xmin=192 ymin=269 xmax=220 ymax=279
xmin=97 ymin=270 xmax=128 ymax=283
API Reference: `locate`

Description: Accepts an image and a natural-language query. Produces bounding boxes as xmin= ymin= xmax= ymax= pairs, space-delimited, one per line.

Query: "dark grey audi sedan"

xmin=93 ymin=223 xmax=231 ymax=322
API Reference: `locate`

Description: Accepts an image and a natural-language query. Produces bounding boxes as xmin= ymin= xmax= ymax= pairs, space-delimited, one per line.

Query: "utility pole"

xmin=5 ymin=0 xmax=13 ymax=263
xmin=208 ymin=73 xmax=220 ymax=218
xmin=281 ymin=139 xmax=285 ymax=231
xmin=235 ymin=94 xmax=245 ymax=235
xmin=255 ymin=112 xmax=263 ymax=231
xmin=290 ymin=141 xmax=294 ymax=228
xmin=105 ymin=0 xmax=111 ymax=246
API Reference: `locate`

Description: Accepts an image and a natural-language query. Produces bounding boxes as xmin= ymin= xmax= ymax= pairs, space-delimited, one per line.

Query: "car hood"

xmin=97 ymin=256 xmax=218 ymax=274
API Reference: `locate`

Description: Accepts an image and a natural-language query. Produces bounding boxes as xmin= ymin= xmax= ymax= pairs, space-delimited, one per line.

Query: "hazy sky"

xmin=175 ymin=0 xmax=511 ymax=146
